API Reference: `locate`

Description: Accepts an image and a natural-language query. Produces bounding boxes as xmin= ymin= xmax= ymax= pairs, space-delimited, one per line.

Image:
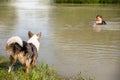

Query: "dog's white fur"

xmin=27 ymin=34 xmax=40 ymax=51
xmin=7 ymin=35 xmax=40 ymax=52
xmin=7 ymin=36 xmax=23 ymax=47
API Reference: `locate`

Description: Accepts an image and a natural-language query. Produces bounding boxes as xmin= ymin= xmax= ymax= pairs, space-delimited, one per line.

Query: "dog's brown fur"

xmin=6 ymin=31 xmax=41 ymax=73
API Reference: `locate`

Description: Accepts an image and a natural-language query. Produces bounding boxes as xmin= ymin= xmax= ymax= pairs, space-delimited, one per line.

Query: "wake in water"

xmin=93 ymin=22 xmax=120 ymax=32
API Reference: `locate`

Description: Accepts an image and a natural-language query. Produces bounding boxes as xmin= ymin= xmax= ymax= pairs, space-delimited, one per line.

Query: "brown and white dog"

xmin=6 ymin=31 xmax=41 ymax=73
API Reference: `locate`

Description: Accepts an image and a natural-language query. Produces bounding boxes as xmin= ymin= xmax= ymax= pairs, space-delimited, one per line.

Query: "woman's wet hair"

xmin=96 ymin=15 xmax=102 ymax=18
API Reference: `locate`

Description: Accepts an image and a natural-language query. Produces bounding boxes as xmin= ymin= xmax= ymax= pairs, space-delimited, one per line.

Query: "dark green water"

xmin=0 ymin=0 xmax=120 ymax=80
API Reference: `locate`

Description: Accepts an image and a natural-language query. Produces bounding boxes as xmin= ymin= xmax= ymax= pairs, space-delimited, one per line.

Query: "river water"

xmin=0 ymin=1 xmax=120 ymax=80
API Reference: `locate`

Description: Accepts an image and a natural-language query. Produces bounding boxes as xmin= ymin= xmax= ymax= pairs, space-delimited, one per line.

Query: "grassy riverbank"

xmin=0 ymin=56 xmax=94 ymax=80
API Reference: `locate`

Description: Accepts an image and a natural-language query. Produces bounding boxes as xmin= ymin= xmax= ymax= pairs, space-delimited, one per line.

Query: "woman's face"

xmin=96 ymin=16 xmax=102 ymax=21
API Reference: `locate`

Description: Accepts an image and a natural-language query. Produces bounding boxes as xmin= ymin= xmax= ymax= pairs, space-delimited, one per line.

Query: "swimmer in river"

xmin=93 ymin=15 xmax=106 ymax=32
xmin=95 ymin=15 xmax=106 ymax=25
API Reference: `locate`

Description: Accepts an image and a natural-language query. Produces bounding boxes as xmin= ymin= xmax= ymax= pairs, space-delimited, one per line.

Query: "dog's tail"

xmin=6 ymin=36 xmax=23 ymax=55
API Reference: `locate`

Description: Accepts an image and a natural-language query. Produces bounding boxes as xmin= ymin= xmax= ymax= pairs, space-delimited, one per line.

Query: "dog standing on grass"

xmin=6 ymin=31 xmax=42 ymax=73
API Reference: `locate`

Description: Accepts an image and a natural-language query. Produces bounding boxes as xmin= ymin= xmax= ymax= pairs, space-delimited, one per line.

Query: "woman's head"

xmin=96 ymin=15 xmax=102 ymax=19
xmin=96 ymin=15 xmax=103 ymax=21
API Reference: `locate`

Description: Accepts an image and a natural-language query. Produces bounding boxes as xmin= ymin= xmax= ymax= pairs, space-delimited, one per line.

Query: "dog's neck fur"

xmin=27 ymin=34 xmax=40 ymax=51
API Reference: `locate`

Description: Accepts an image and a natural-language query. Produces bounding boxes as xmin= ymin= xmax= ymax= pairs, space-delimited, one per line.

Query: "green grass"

xmin=0 ymin=56 xmax=95 ymax=80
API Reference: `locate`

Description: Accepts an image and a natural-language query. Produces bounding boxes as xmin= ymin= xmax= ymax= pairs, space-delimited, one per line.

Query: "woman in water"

xmin=93 ymin=15 xmax=106 ymax=32
xmin=95 ymin=15 xmax=106 ymax=25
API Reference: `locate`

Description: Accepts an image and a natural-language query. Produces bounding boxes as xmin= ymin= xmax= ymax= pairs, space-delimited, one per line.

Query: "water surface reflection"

xmin=0 ymin=1 xmax=120 ymax=80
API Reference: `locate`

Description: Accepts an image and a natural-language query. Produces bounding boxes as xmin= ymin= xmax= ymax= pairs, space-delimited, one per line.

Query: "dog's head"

xmin=28 ymin=31 xmax=42 ymax=51
xmin=28 ymin=31 xmax=42 ymax=42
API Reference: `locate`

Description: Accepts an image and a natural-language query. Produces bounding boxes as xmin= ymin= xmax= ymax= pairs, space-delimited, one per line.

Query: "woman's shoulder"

xmin=102 ymin=20 xmax=107 ymax=25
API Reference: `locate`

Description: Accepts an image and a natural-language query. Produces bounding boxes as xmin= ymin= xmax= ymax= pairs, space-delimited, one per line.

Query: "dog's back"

xmin=22 ymin=41 xmax=38 ymax=65
xmin=6 ymin=37 xmax=38 ymax=64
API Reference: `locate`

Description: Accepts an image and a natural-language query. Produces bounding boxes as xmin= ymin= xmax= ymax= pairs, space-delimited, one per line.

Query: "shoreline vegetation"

xmin=0 ymin=0 xmax=120 ymax=4
xmin=52 ymin=0 xmax=120 ymax=4
xmin=0 ymin=56 xmax=95 ymax=80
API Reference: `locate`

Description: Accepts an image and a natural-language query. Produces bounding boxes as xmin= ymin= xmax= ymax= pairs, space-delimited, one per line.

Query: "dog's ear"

xmin=37 ymin=32 xmax=42 ymax=37
xmin=37 ymin=32 xmax=42 ymax=42
xmin=28 ymin=31 xmax=33 ymax=38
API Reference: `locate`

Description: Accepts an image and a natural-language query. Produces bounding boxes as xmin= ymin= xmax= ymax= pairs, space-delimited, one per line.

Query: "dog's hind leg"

xmin=8 ymin=56 xmax=16 ymax=73
xmin=31 ymin=57 xmax=36 ymax=66
xmin=31 ymin=51 xmax=38 ymax=66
